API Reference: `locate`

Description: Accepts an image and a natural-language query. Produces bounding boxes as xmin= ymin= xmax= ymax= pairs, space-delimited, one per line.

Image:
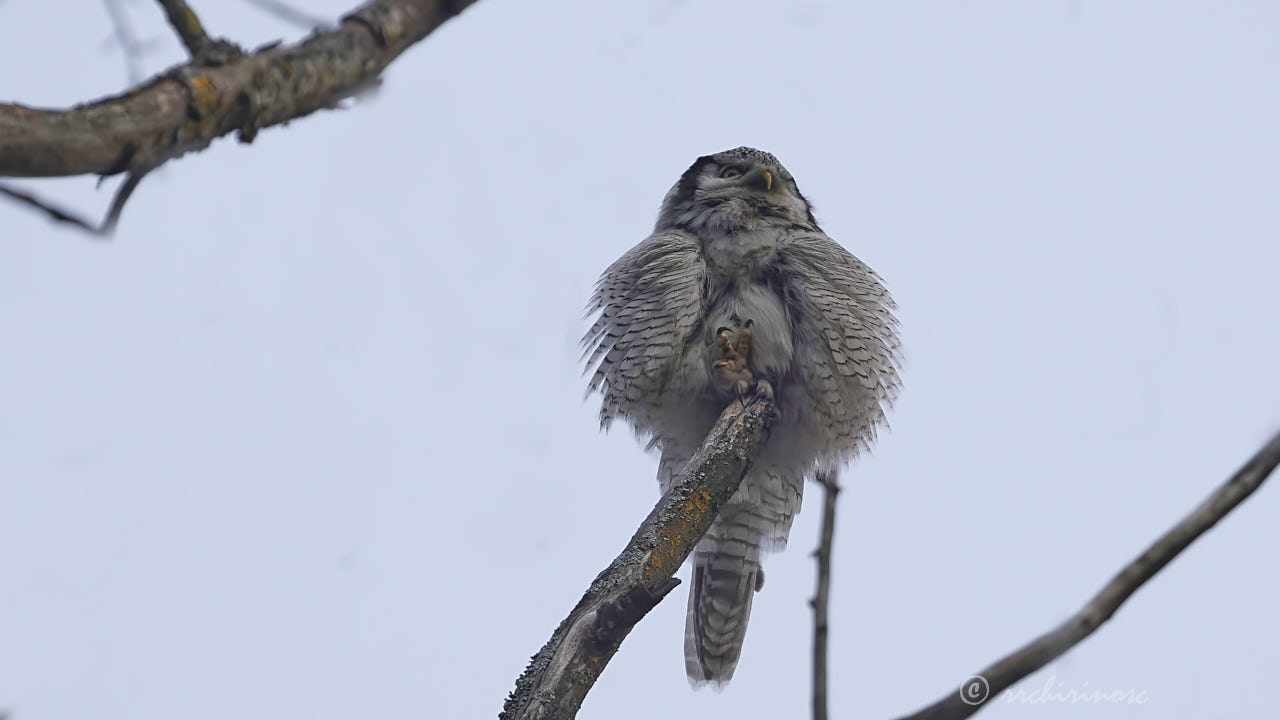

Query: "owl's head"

xmin=655 ymin=147 xmax=818 ymax=233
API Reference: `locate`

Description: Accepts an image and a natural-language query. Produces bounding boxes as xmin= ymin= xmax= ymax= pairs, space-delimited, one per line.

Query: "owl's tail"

xmin=683 ymin=515 xmax=765 ymax=687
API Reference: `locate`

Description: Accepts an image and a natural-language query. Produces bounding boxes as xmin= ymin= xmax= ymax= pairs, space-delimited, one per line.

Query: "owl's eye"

xmin=719 ymin=166 xmax=743 ymax=179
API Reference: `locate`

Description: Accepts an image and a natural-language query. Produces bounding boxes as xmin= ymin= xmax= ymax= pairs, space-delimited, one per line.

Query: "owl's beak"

xmin=745 ymin=168 xmax=774 ymax=192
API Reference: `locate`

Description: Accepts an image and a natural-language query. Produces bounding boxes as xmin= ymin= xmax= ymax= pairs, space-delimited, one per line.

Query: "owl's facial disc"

xmin=655 ymin=147 xmax=819 ymax=232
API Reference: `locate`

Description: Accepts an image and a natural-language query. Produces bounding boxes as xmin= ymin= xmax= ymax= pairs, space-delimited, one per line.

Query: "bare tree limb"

xmin=895 ymin=430 xmax=1280 ymax=720
xmin=1 ymin=0 xmax=478 ymax=233
xmin=500 ymin=397 xmax=778 ymax=720
xmin=810 ymin=469 xmax=839 ymax=720
xmin=2 ymin=0 xmax=476 ymax=177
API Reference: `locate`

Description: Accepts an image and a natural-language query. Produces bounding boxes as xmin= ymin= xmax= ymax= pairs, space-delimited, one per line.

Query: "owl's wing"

xmin=583 ymin=230 xmax=706 ymax=435
xmin=771 ymin=232 xmax=901 ymax=457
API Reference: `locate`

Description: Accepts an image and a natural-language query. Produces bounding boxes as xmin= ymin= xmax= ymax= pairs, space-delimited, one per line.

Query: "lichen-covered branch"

xmin=500 ymin=398 xmax=777 ymax=720
xmin=894 ymin=430 xmax=1280 ymax=720
xmin=0 ymin=0 xmax=476 ymax=181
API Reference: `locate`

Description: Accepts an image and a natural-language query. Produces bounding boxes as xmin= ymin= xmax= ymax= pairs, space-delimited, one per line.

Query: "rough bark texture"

xmin=0 ymin=0 xmax=477 ymax=180
xmin=500 ymin=398 xmax=777 ymax=720
xmin=894 ymin=430 xmax=1280 ymax=720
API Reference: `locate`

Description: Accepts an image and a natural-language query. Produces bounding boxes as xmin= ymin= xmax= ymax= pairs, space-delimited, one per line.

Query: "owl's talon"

xmin=751 ymin=378 xmax=774 ymax=402
xmin=715 ymin=328 xmax=735 ymax=356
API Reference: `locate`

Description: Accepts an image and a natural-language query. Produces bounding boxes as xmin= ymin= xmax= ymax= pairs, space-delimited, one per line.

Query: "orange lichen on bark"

xmin=186 ymin=75 xmax=221 ymax=120
xmin=644 ymin=488 xmax=714 ymax=579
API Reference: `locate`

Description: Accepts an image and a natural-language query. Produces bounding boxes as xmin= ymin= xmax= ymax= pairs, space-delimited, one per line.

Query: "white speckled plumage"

xmin=583 ymin=147 xmax=900 ymax=686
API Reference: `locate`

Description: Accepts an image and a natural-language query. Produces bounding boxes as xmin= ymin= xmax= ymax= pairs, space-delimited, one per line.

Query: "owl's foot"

xmin=712 ymin=320 xmax=772 ymax=403
xmin=712 ymin=324 xmax=753 ymax=397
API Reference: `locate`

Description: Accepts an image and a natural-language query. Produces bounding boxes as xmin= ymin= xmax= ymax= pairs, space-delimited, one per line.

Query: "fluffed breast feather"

xmin=771 ymin=232 xmax=901 ymax=460
xmin=583 ymin=229 xmax=900 ymax=463
xmin=582 ymin=231 xmax=707 ymax=436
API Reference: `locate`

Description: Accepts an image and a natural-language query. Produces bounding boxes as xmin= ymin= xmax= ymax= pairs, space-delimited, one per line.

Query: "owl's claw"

xmin=751 ymin=378 xmax=774 ymax=402
xmin=716 ymin=326 xmax=735 ymax=351
xmin=711 ymin=320 xmax=769 ymax=404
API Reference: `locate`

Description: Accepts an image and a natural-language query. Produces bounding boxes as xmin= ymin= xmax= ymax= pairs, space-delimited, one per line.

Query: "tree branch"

xmin=811 ymin=469 xmax=839 ymax=720
xmin=895 ymin=430 xmax=1280 ymax=720
xmin=500 ymin=397 xmax=778 ymax=720
xmin=1 ymin=0 xmax=477 ymax=232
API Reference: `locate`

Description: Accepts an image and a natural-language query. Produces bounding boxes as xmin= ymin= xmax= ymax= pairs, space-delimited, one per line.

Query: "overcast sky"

xmin=2 ymin=1 xmax=1278 ymax=719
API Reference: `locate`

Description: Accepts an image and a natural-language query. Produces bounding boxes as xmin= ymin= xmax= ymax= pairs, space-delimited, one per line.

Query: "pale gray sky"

xmin=2 ymin=2 xmax=1278 ymax=719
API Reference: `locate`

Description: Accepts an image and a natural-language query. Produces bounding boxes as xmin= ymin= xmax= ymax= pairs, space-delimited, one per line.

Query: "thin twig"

xmin=895 ymin=430 xmax=1280 ymax=720
xmin=156 ymin=0 xmax=215 ymax=58
xmin=500 ymin=397 xmax=777 ymax=720
xmin=811 ymin=469 xmax=840 ymax=720
xmin=0 ymin=171 xmax=150 ymax=237
xmin=241 ymin=0 xmax=330 ymax=28
xmin=101 ymin=170 xmax=149 ymax=234
xmin=0 ymin=184 xmax=102 ymax=235
xmin=103 ymin=0 xmax=145 ymax=83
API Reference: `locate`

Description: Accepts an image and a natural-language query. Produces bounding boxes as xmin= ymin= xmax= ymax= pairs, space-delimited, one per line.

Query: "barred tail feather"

xmin=683 ymin=531 xmax=763 ymax=686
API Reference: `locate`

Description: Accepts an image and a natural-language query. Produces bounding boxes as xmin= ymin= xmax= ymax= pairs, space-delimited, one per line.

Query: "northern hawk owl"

xmin=583 ymin=147 xmax=900 ymax=686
